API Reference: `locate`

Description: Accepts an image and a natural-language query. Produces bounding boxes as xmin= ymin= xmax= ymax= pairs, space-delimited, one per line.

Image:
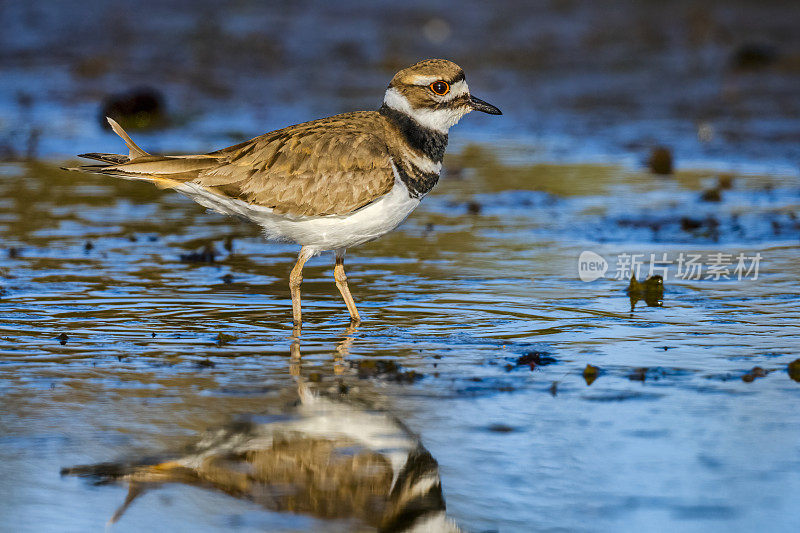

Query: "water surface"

xmin=1 ymin=156 xmax=798 ymax=532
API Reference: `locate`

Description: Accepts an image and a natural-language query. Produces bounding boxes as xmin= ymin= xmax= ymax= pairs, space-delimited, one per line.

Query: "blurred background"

xmin=2 ymin=0 xmax=799 ymax=170
xmin=1 ymin=2 xmax=799 ymax=532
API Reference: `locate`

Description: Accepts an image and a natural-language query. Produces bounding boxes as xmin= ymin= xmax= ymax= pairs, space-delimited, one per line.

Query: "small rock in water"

xmin=648 ymin=146 xmax=673 ymax=175
xmin=466 ymin=201 xmax=482 ymax=215
xmin=583 ymin=364 xmax=600 ymax=386
xmin=487 ymin=423 xmax=514 ymax=433
xmin=627 ymin=275 xmax=664 ymax=310
xmin=717 ymin=174 xmax=734 ymax=190
xmin=679 ymin=216 xmax=720 ymax=239
xmin=353 ymin=359 xmax=423 ymax=383
xmin=742 ymin=366 xmax=768 ymax=382
xmin=221 ymin=273 xmax=234 ymax=284
xmin=194 ymin=358 xmax=215 ymax=369
xmin=7 ymin=247 xmax=21 ymax=258
xmin=216 ymin=332 xmax=237 ymax=345
xmin=83 ymin=241 xmax=94 ymax=252
xmin=101 ymin=87 xmax=166 ymax=130
xmin=700 ymin=188 xmax=722 ymax=202
xmin=788 ymin=359 xmax=800 ymax=382
xmin=56 ymin=333 xmax=69 ymax=345
xmin=180 ymin=244 xmax=217 ymax=263
xmin=680 ymin=217 xmax=703 ymax=231
xmin=517 ymin=351 xmax=557 ymax=369
xmin=730 ymin=43 xmax=778 ymax=70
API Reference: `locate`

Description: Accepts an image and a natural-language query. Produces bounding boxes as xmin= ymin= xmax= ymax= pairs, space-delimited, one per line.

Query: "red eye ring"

xmin=429 ymin=81 xmax=450 ymax=96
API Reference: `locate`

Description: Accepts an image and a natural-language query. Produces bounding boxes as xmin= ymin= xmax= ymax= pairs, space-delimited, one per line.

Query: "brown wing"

xmin=194 ymin=112 xmax=395 ymax=216
xmin=70 ymin=113 xmax=396 ymax=217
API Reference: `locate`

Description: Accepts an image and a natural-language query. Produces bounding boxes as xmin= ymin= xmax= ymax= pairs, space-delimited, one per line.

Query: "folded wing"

xmin=69 ymin=113 xmax=396 ymax=217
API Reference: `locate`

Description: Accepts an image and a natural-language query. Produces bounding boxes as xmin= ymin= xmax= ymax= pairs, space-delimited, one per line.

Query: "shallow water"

xmin=1 ymin=155 xmax=799 ymax=532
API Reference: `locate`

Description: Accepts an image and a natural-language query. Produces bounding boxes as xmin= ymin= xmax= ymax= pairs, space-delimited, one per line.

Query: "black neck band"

xmin=379 ymin=104 xmax=448 ymax=163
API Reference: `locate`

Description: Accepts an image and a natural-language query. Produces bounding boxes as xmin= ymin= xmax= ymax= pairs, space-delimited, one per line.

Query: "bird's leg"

xmin=334 ymin=321 xmax=359 ymax=375
xmin=289 ymin=247 xmax=313 ymax=331
xmin=334 ymin=250 xmax=361 ymax=324
xmin=289 ymin=337 xmax=302 ymax=376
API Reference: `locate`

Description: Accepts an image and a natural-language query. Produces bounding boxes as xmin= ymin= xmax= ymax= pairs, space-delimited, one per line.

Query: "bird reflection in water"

xmin=63 ymin=326 xmax=460 ymax=532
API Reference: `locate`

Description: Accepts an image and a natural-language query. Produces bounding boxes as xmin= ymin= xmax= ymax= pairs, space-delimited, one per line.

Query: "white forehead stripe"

xmin=411 ymin=74 xmax=450 ymax=85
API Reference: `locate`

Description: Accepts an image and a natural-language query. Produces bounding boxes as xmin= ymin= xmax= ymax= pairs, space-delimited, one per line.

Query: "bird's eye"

xmin=430 ymin=81 xmax=450 ymax=95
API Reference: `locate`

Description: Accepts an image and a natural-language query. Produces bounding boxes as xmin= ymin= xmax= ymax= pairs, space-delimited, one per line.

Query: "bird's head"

xmin=383 ymin=59 xmax=501 ymax=134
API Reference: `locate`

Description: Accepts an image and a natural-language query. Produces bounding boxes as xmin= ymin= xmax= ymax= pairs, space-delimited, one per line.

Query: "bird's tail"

xmin=72 ymin=117 xmax=149 ymax=167
xmin=62 ymin=117 xmax=220 ymax=190
xmin=61 ymin=459 xmax=193 ymax=524
xmin=107 ymin=116 xmax=150 ymax=159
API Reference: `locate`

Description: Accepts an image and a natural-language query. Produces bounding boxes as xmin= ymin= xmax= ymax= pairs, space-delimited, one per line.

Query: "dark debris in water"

xmin=699 ymin=188 xmax=722 ymax=202
xmin=220 ymin=273 xmax=234 ymax=284
xmin=788 ymin=359 xmax=800 ymax=382
xmin=730 ymin=43 xmax=779 ymax=71
xmin=56 ymin=333 xmax=69 ymax=345
xmin=180 ymin=244 xmax=218 ymax=263
xmin=352 ymin=359 xmax=423 ymax=384
xmin=514 ymin=351 xmax=557 ymax=371
xmin=101 ymin=87 xmax=167 ymax=131
xmin=466 ymin=201 xmax=482 ymax=215
xmin=742 ymin=366 xmax=769 ymax=383
xmin=627 ymin=275 xmax=664 ymax=310
xmin=717 ymin=174 xmax=734 ymax=190
xmin=487 ymin=423 xmax=515 ymax=433
xmin=628 ymin=367 xmax=671 ymax=382
xmin=647 ymin=146 xmax=673 ymax=175
xmin=216 ymin=332 xmax=237 ymax=345
xmin=583 ymin=391 xmax=664 ymax=402
xmin=583 ymin=364 xmax=600 ymax=386
xmin=7 ymin=247 xmax=21 ymax=258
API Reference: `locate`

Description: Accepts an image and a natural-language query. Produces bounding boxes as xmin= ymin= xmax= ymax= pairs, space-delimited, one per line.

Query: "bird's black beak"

xmin=469 ymin=95 xmax=502 ymax=115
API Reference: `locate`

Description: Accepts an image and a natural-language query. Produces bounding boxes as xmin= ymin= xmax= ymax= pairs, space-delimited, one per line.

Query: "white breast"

xmin=175 ymin=163 xmax=422 ymax=253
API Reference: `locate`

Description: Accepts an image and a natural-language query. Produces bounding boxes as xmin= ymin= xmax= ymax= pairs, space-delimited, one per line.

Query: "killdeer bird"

xmin=66 ymin=59 xmax=501 ymax=327
xmin=63 ymin=380 xmax=461 ymax=532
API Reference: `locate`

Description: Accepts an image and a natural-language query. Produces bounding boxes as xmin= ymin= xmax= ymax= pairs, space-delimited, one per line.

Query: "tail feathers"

xmin=64 ymin=153 xmax=222 ymax=190
xmin=109 ymin=483 xmax=146 ymax=525
xmin=78 ymin=152 xmax=130 ymax=165
xmin=61 ymin=459 xmax=188 ymax=483
xmin=64 ymin=117 xmax=222 ymax=191
xmin=62 ymin=459 xmax=194 ymax=524
xmin=107 ymin=117 xmax=149 ymax=159
xmin=60 ymin=163 xmax=191 ymax=190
